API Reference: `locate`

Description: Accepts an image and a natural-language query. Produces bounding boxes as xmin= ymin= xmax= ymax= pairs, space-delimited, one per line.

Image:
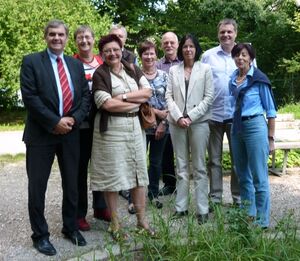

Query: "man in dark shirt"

xmin=157 ymin=32 xmax=181 ymax=196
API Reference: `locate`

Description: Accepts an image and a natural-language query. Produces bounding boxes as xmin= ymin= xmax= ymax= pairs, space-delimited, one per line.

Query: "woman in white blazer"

xmin=165 ymin=34 xmax=214 ymax=224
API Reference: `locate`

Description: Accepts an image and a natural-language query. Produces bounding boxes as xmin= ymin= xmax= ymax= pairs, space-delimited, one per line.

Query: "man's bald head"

xmin=161 ymin=32 xmax=179 ymax=60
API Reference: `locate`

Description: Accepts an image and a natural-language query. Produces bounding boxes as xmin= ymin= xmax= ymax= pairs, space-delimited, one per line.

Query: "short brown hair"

xmin=74 ymin=25 xmax=94 ymax=40
xmin=44 ymin=19 xmax=68 ymax=38
xmin=98 ymin=34 xmax=122 ymax=53
xmin=138 ymin=40 xmax=157 ymax=58
xmin=218 ymin=18 xmax=238 ymax=32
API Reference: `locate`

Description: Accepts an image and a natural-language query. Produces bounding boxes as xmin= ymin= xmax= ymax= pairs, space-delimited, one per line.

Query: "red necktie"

xmin=57 ymin=57 xmax=72 ymax=115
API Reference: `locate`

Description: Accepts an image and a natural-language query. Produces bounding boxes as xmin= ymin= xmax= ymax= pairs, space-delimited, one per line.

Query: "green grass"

xmin=0 ymin=109 xmax=26 ymax=131
xmin=0 ymin=153 xmax=25 ymax=163
xmin=101 ymin=201 xmax=300 ymax=260
xmin=278 ymin=102 xmax=300 ymax=119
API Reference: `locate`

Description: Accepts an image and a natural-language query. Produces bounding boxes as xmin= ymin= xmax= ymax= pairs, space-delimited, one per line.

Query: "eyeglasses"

xmin=103 ymin=48 xmax=121 ymax=54
xmin=76 ymin=35 xmax=93 ymax=42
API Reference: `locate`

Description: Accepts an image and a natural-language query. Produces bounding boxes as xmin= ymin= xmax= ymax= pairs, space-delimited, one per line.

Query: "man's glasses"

xmin=76 ymin=35 xmax=92 ymax=42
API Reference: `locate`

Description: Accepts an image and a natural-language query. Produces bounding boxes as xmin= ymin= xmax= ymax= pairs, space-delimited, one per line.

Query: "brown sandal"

xmin=108 ymin=225 xmax=129 ymax=241
xmin=136 ymin=224 xmax=157 ymax=238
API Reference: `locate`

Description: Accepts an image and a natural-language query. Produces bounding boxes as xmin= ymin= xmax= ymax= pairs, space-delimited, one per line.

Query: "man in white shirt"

xmin=201 ymin=19 xmax=240 ymax=209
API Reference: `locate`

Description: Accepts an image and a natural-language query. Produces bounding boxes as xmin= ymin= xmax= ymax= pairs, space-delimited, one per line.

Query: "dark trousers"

xmin=77 ymin=128 xmax=106 ymax=219
xmin=146 ymin=134 xmax=168 ymax=199
xmin=207 ymin=121 xmax=240 ymax=203
xmin=161 ymin=134 xmax=176 ymax=188
xmin=26 ymin=130 xmax=79 ymax=241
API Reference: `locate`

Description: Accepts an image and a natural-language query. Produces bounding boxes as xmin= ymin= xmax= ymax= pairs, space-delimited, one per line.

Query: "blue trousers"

xmin=231 ymin=115 xmax=270 ymax=227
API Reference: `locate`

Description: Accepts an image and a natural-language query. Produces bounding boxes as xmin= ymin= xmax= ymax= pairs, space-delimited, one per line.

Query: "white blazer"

xmin=166 ymin=61 xmax=214 ymax=124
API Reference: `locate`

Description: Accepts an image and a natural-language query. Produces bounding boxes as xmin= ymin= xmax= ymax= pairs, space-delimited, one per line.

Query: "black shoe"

xmin=119 ymin=190 xmax=130 ymax=200
xmin=232 ymin=201 xmax=241 ymax=208
xmin=209 ymin=202 xmax=221 ymax=213
xmin=197 ymin=214 xmax=209 ymax=225
xmin=150 ymin=199 xmax=163 ymax=209
xmin=172 ymin=210 xmax=188 ymax=219
xmin=62 ymin=230 xmax=87 ymax=246
xmin=33 ymin=238 xmax=56 ymax=256
xmin=158 ymin=186 xmax=176 ymax=196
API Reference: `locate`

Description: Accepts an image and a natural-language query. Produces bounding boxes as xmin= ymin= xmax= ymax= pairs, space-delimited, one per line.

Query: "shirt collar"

xmin=216 ymin=45 xmax=232 ymax=56
xmin=161 ymin=55 xmax=180 ymax=64
xmin=47 ymin=48 xmax=64 ymax=60
xmin=231 ymin=65 xmax=255 ymax=82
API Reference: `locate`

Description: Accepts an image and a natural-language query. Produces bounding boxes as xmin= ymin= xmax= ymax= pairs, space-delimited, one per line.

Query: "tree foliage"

xmin=92 ymin=0 xmax=168 ymax=47
xmin=164 ymin=0 xmax=265 ymax=50
xmin=0 ymin=0 xmax=111 ymax=109
xmin=1 ymin=0 xmax=300 ymax=108
xmin=282 ymin=10 xmax=300 ymax=73
xmin=163 ymin=0 xmax=300 ymax=104
xmin=253 ymin=0 xmax=300 ymax=104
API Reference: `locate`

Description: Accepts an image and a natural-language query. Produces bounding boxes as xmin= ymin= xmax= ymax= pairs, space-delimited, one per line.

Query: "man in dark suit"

xmin=20 ymin=19 xmax=90 ymax=256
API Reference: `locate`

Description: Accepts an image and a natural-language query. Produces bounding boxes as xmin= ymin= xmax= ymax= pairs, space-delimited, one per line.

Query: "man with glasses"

xmin=73 ymin=25 xmax=111 ymax=232
xmin=157 ymin=32 xmax=181 ymax=197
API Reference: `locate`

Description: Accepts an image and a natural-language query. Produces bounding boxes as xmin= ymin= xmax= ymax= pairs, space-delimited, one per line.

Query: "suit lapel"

xmin=187 ymin=62 xmax=199 ymax=99
xmin=177 ymin=64 xmax=186 ymax=99
xmin=41 ymin=50 xmax=60 ymax=105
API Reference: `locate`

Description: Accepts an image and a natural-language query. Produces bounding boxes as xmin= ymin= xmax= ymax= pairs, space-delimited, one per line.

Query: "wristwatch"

xmin=122 ymin=94 xmax=127 ymax=102
xmin=268 ymin=136 xmax=275 ymax=141
xmin=161 ymin=120 xmax=167 ymax=125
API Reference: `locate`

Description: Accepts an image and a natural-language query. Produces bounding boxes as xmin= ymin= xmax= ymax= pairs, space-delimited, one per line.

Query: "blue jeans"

xmin=231 ymin=115 xmax=270 ymax=227
xmin=146 ymin=134 xmax=168 ymax=200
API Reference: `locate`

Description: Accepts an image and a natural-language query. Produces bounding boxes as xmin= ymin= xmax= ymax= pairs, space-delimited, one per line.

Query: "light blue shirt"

xmin=47 ymin=49 xmax=74 ymax=116
xmin=201 ymin=45 xmax=237 ymax=122
xmin=226 ymin=65 xmax=277 ymax=120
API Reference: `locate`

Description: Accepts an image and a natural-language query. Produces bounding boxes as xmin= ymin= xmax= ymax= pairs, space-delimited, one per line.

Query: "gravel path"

xmin=0 ymin=160 xmax=299 ymax=260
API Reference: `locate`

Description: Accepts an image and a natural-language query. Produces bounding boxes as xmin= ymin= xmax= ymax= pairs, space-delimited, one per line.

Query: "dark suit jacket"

xmin=20 ymin=49 xmax=90 ymax=145
xmin=122 ymin=48 xmax=136 ymax=64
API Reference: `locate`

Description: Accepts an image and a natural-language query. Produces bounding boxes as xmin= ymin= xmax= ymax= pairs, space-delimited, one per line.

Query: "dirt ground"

xmin=0 ymin=160 xmax=299 ymax=261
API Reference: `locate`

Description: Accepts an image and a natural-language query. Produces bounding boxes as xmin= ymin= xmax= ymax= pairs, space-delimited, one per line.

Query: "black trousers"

xmin=26 ymin=130 xmax=79 ymax=241
xmin=161 ymin=134 xmax=176 ymax=188
xmin=77 ymin=128 xmax=106 ymax=219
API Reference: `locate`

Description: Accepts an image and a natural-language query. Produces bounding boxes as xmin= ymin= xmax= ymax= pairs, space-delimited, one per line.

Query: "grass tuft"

xmin=278 ymin=102 xmax=300 ymax=119
xmin=0 ymin=153 xmax=25 ymax=163
xmin=121 ymin=202 xmax=300 ymax=260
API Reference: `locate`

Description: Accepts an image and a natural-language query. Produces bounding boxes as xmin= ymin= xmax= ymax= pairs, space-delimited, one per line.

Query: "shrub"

xmin=0 ymin=0 xmax=111 ymax=109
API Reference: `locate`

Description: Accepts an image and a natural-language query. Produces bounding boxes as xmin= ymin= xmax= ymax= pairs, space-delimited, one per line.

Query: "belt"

xmin=107 ymin=112 xmax=139 ymax=117
xmin=241 ymin=114 xmax=261 ymax=121
xmin=223 ymin=119 xmax=232 ymax=124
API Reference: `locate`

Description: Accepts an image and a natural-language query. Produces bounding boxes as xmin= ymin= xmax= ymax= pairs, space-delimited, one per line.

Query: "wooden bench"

xmin=269 ymin=114 xmax=300 ymax=176
xmin=223 ymin=113 xmax=300 ymax=176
